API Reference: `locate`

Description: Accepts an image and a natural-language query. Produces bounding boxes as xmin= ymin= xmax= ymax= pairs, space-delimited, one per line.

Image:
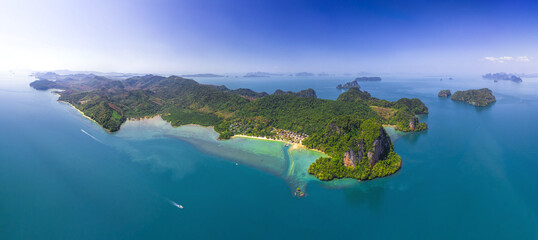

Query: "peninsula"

xmin=30 ymin=73 xmax=428 ymax=181
xmin=451 ymin=88 xmax=496 ymax=106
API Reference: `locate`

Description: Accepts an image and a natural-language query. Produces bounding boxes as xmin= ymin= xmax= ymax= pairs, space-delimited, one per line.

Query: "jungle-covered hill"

xmin=30 ymin=73 xmax=428 ymax=181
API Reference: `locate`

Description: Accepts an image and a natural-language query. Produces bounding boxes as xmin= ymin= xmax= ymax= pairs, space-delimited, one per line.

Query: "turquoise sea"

xmin=1 ymin=73 xmax=537 ymax=239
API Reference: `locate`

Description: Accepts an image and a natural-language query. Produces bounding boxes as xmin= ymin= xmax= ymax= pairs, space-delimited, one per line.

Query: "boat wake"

xmin=166 ymin=198 xmax=184 ymax=209
xmin=80 ymin=129 xmax=103 ymax=144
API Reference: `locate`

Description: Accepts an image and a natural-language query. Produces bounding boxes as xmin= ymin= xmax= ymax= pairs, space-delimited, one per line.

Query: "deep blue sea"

xmin=1 ymin=73 xmax=537 ymax=239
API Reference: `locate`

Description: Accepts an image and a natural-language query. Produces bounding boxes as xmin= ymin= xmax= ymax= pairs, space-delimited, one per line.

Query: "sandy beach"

xmin=232 ymin=134 xmax=327 ymax=155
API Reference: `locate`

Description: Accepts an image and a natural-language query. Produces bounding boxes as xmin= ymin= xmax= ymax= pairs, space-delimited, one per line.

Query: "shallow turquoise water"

xmin=1 ymin=73 xmax=537 ymax=239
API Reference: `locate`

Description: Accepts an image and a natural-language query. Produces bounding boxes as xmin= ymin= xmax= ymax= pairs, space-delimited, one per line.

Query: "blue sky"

xmin=1 ymin=0 xmax=537 ymax=75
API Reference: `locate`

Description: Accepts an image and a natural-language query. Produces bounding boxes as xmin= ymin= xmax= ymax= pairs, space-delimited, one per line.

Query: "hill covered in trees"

xmin=451 ymin=88 xmax=496 ymax=106
xmin=30 ymin=73 xmax=428 ymax=181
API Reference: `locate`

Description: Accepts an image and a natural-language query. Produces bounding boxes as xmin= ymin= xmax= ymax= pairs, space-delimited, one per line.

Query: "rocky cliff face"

xmin=343 ymin=140 xmax=365 ymax=167
xmin=343 ymin=149 xmax=358 ymax=167
xmin=409 ymin=117 xmax=418 ymax=131
xmin=366 ymin=127 xmax=392 ymax=166
xmin=341 ymin=126 xmax=391 ymax=167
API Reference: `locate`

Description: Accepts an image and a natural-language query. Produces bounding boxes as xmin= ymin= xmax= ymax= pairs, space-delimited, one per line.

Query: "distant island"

xmin=482 ymin=73 xmax=522 ymax=83
xmin=450 ymin=88 xmax=496 ymax=106
xmin=30 ymin=73 xmax=428 ymax=182
xmin=181 ymin=73 xmax=224 ymax=78
xmin=336 ymin=80 xmax=360 ymax=89
xmin=355 ymin=77 xmax=382 ymax=82
xmin=438 ymin=90 xmax=451 ymax=97
xmin=295 ymin=72 xmax=315 ymax=77
xmin=243 ymin=73 xmax=269 ymax=78
xmin=337 ymin=77 xmax=381 ymax=89
xmin=243 ymin=72 xmax=284 ymax=78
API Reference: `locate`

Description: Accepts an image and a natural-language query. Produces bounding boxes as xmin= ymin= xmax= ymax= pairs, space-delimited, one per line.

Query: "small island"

xmin=295 ymin=72 xmax=316 ymax=77
xmin=336 ymin=80 xmax=360 ymax=89
xmin=181 ymin=73 xmax=224 ymax=78
xmin=355 ymin=76 xmax=382 ymax=82
xmin=30 ymin=73 xmax=428 ymax=182
xmin=451 ymin=88 xmax=496 ymax=106
xmin=337 ymin=77 xmax=381 ymax=89
xmin=438 ymin=90 xmax=451 ymax=97
xmin=483 ymin=73 xmax=522 ymax=83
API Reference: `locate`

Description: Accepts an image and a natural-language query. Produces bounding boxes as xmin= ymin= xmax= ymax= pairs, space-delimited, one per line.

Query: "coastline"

xmin=57 ymin=99 xmax=109 ymax=132
xmin=59 ymin=100 xmax=94 ymax=123
xmin=53 ymin=90 xmax=328 ymax=159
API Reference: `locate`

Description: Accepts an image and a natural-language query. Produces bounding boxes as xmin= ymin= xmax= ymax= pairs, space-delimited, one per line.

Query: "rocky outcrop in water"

xmin=337 ymin=77 xmax=381 ymax=89
xmin=438 ymin=89 xmax=451 ymax=97
xmin=451 ymin=88 xmax=496 ymax=106
xmin=337 ymin=80 xmax=360 ymax=89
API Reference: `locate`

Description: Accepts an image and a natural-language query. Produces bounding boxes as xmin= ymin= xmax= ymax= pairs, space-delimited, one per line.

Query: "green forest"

xmin=32 ymin=74 xmax=428 ymax=181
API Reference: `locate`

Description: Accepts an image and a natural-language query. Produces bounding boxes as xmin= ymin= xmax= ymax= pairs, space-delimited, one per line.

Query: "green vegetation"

xmin=308 ymin=152 xmax=401 ymax=181
xmin=438 ymin=89 xmax=451 ymax=97
xmin=451 ymin=88 xmax=496 ymax=106
xmin=337 ymin=87 xmax=428 ymax=132
xmin=162 ymin=109 xmax=222 ymax=127
xmin=304 ymin=117 xmax=401 ymax=181
xmin=31 ymin=73 xmax=428 ymax=182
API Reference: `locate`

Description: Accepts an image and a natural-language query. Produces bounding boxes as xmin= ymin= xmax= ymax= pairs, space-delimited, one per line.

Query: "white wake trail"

xmin=80 ymin=129 xmax=103 ymax=144
xmin=165 ymin=198 xmax=184 ymax=209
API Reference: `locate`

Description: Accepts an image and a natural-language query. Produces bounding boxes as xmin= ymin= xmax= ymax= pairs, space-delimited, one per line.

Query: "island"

xmin=243 ymin=72 xmax=286 ymax=78
xmin=336 ymin=79 xmax=360 ymax=89
xmin=438 ymin=90 xmax=451 ymax=97
xmin=451 ymin=88 xmax=496 ymax=106
xmin=337 ymin=77 xmax=381 ymax=89
xmin=294 ymin=72 xmax=315 ymax=77
xmin=355 ymin=77 xmax=381 ymax=82
xmin=482 ymin=73 xmax=522 ymax=83
xmin=243 ymin=73 xmax=269 ymax=78
xmin=181 ymin=73 xmax=224 ymax=78
xmin=30 ymin=73 xmax=428 ymax=181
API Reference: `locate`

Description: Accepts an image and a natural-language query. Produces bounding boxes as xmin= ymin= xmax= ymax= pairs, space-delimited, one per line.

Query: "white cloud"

xmin=516 ymin=56 xmax=530 ymax=62
xmin=483 ymin=56 xmax=530 ymax=63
